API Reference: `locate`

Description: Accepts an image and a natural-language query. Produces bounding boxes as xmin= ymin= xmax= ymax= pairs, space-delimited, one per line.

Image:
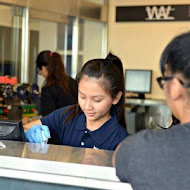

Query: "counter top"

xmin=0 ymin=140 xmax=132 ymax=190
xmin=126 ymin=98 xmax=166 ymax=106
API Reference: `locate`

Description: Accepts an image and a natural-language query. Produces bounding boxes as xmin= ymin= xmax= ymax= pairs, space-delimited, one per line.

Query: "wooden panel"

xmin=0 ymin=0 xmax=26 ymax=7
xmin=30 ymin=9 xmax=68 ymax=24
xmin=28 ymin=0 xmax=78 ymax=16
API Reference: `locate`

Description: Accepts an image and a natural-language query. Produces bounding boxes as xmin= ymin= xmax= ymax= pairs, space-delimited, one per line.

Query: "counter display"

xmin=0 ymin=140 xmax=132 ymax=190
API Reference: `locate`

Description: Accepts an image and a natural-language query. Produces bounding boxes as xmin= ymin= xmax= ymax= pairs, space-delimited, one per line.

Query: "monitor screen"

xmin=125 ymin=69 xmax=152 ymax=98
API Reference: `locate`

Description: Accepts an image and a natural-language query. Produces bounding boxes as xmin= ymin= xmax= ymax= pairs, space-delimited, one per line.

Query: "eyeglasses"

xmin=157 ymin=76 xmax=190 ymax=89
xmin=156 ymin=76 xmax=174 ymax=89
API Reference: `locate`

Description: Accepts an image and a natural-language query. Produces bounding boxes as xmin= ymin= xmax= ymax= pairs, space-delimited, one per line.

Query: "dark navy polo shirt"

xmin=41 ymin=106 xmax=128 ymax=150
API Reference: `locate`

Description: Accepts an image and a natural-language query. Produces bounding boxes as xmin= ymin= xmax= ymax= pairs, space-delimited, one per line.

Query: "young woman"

xmin=24 ymin=53 xmax=129 ymax=150
xmin=36 ymin=50 xmax=77 ymax=116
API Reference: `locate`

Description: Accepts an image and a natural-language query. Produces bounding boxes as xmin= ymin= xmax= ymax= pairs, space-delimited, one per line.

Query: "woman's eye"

xmin=94 ymin=99 xmax=102 ymax=102
xmin=80 ymin=96 xmax=85 ymax=99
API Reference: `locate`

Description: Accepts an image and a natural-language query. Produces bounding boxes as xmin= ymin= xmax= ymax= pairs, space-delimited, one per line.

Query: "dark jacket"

xmin=41 ymin=77 xmax=77 ymax=116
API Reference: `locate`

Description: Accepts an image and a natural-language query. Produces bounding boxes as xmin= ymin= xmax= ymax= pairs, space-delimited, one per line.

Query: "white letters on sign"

xmin=145 ymin=6 xmax=175 ymax=20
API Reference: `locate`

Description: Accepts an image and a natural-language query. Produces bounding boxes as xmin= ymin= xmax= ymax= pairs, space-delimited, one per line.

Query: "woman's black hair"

xmin=106 ymin=52 xmax=124 ymax=77
xmin=160 ymin=31 xmax=190 ymax=80
xmin=36 ymin=50 xmax=69 ymax=92
xmin=36 ymin=50 xmax=51 ymax=69
xmin=64 ymin=53 xmax=127 ymax=129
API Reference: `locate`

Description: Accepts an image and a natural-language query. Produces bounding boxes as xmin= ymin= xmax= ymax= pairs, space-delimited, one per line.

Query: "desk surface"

xmin=126 ymin=98 xmax=166 ymax=106
xmin=0 ymin=140 xmax=132 ymax=190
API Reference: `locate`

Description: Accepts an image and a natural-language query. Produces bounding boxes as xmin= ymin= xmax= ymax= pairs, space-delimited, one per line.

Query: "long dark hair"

xmin=64 ymin=53 xmax=127 ymax=129
xmin=36 ymin=50 xmax=69 ymax=92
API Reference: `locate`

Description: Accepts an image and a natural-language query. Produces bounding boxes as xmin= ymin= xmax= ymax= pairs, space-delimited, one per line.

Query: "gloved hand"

xmin=25 ymin=125 xmax=50 ymax=143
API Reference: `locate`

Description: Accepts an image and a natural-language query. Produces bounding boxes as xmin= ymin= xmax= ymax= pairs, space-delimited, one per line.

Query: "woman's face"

xmin=39 ymin=66 xmax=48 ymax=79
xmin=78 ymin=75 xmax=119 ymax=126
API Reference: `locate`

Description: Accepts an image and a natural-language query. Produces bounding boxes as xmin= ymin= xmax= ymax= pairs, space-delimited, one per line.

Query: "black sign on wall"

xmin=116 ymin=5 xmax=190 ymax=22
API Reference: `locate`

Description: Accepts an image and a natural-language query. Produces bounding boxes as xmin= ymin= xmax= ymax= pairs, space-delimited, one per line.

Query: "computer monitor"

xmin=125 ymin=69 xmax=152 ymax=99
xmin=0 ymin=120 xmax=27 ymax=141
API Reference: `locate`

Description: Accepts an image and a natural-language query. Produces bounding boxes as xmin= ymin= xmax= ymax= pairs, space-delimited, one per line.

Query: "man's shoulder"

xmin=121 ymin=123 xmax=190 ymax=152
xmin=115 ymin=123 xmax=190 ymax=189
xmin=119 ymin=128 xmax=166 ymax=152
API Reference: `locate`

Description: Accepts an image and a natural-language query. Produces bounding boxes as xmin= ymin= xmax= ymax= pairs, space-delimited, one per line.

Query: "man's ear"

xmin=113 ymin=91 xmax=122 ymax=105
xmin=170 ymin=78 xmax=184 ymax=100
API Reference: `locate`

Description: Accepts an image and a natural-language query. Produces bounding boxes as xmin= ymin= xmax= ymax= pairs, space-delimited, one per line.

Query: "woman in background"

xmin=36 ymin=51 xmax=77 ymax=144
xmin=36 ymin=50 xmax=77 ymax=116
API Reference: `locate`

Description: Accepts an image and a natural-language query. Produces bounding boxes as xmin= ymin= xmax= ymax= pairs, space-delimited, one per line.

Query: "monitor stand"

xmin=138 ymin=93 xmax=145 ymax=99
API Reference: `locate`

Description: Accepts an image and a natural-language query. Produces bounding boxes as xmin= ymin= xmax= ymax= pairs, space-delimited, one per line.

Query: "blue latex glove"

xmin=25 ymin=125 xmax=50 ymax=143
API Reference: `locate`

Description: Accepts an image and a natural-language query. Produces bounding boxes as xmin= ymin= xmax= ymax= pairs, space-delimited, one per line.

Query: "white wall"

xmin=83 ymin=20 xmax=106 ymax=63
xmin=34 ymin=20 xmax=57 ymax=90
xmin=108 ymin=0 xmax=190 ymax=99
xmin=0 ymin=6 xmax=11 ymax=27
